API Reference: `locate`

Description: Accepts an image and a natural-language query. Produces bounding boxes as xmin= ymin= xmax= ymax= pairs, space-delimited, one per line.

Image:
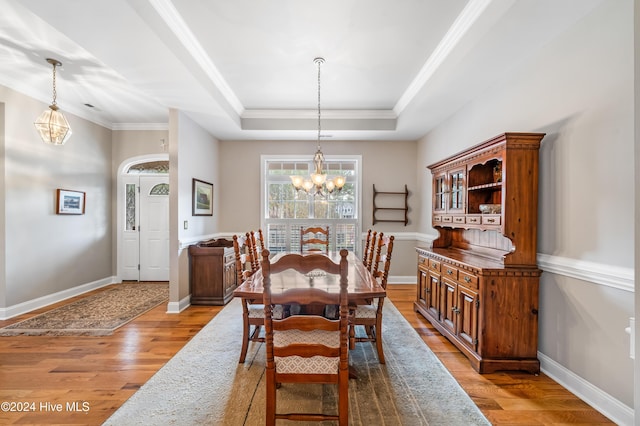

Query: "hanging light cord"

xmin=315 ymin=57 xmax=324 ymax=151
xmin=51 ymin=61 xmax=58 ymax=107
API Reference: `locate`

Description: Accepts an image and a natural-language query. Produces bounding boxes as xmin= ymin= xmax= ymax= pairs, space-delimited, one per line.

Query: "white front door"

xmin=139 ymin=176 xmax=170 ymax=281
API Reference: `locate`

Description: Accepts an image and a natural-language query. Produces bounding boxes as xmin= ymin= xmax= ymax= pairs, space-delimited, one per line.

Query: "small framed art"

xmin=56 ymin=189 xmax=86 ymax=215
xmin=192 ymin=178 xmax=213 ymax=216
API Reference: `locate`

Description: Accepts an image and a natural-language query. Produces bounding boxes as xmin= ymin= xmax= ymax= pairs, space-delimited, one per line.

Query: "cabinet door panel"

xmin=223 ymin=259 xmax=237 ymax=297
xmin=448 ymin=169 xmax=466 ymax=212
xmin=457 ymin=285 xmax=479 ymax=352
xmin=426 ymin=272 xmax=440 ymax=320
xmin=418 ymin=269 xmax=429 ymax=304
xmin=440 ymin=278 xmax=457 ymax=334
xmin=433 ymin=172 xmax=447 ymax=212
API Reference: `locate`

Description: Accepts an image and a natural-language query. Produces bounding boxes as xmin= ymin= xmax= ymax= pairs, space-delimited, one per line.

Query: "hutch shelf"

xmin=415 ymin=132 xmax=544 ymax=374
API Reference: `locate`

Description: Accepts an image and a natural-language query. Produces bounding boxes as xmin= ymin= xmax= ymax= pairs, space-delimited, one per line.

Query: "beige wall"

xmin=112 ymin=130 xmax=168 ymax=168
xmin=0 ymin=85 xmax=113 ymax=309
xmin=418 ymin=0 xmax=633 ymax=410
xmin=218 ymin=139 xmax=419 ymax=279
xmin=634 ymin=0 xmax=640 ymax=415
xmin=170 ymin=111 xmax=220 ymax=307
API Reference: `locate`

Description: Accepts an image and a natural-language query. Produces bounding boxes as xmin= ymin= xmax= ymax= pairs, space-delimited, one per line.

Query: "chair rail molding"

xmin=411 ymin=233 xmax=632 ymax=291
xmin=537 ymin=253 xmax=633 ymax=293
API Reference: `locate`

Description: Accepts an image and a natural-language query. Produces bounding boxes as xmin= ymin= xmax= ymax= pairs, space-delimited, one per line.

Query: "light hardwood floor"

xmin=0 ymin=284 xmax=615 ymax=425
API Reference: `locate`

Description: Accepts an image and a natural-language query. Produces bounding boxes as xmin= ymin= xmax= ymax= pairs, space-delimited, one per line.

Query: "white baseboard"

xmin=387 ymin=276 xmax=417 ymax=285
xmin=167 ymin=294 xmax=191 ymax=314
xmin=539 ymin=351 xmax=633 ymax=425
xmin=0 ymin=276 xmax=116 ymax=320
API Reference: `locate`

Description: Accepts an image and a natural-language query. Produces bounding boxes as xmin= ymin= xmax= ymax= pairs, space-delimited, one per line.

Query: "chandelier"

xmin=290 ymin=57 xmax=346 ymax=196
xmin=34 ymin=58 xmax=73 ymax=145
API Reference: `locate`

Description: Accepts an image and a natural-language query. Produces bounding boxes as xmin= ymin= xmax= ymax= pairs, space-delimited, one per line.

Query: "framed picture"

xmin=192 ymin=178 xmax=213 ymax=216
xmin=56 ymin=189 xmax=86 ymax=215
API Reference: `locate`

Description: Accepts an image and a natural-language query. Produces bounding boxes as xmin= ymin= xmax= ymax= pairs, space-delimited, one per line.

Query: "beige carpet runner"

xmin=104 ymin=297 xmax=490 ymax=425
xmin=0 ymin=283 xmax=168 ymax=336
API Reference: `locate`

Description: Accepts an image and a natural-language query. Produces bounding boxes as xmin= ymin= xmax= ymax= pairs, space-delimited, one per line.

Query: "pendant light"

xmin=290 ymin=57 xmax=346 ymax=196
xmin=34 ymin=58 xmax=72 ymax=145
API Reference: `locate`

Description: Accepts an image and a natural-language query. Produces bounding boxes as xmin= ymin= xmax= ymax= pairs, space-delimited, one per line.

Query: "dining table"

xmin=233 ymin=250 xmax=386 ymax=376
xmin=232 ymin=250 xmax=386 ymax=306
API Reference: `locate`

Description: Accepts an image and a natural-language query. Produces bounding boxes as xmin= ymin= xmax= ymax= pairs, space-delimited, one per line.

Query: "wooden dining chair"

xmin=300 ymin=226 xmax=329 ymax=254
xmin=256 ymin=228 xmax=266 ymax=252
xmin=262 ymin=248 xmax=349 ymax=426
xmin=233 ymin=234 xmax=283 ymax=363
xmin=363 ymin=229 xmax=377 ymax=271
xmin=246 ymin=231 xmax=260 ymax=271
xmin=350 ymin=234 xmax=394 ymax=363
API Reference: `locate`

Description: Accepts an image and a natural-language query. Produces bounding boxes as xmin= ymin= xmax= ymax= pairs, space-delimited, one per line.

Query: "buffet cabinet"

xmin=415 ymin=132 xmax=544 ymax=373
xmin=188 ymin=239 xmax=237 ymax=305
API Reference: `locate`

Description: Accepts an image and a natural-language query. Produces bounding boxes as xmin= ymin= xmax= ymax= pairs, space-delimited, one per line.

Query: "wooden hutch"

xmin=415 ymin=132 xmax=544 ymax=373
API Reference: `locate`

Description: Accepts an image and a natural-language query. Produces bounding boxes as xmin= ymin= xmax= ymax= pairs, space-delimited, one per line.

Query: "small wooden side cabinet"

xmin=188 ymin=239 xmax=237 ymax=305
xmin=415 ymin=132 xmax=544 ymax=374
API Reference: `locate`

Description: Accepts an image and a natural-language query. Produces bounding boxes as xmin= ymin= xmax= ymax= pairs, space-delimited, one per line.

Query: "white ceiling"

xmin=0 ymin=0 xmax=604 ymax=141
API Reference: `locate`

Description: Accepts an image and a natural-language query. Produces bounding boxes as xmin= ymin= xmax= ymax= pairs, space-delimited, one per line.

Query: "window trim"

xmin=261 ymin=154 xmax=362 ymax=253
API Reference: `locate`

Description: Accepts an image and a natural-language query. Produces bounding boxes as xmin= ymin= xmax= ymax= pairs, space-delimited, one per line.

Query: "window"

xmin=262 ymin=155 xmax=361 ymax=254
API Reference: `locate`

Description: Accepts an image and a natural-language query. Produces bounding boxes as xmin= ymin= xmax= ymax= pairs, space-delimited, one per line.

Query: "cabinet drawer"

xmin=441 ymin=216 xmax=452 ymax=223
xmin=452 ymin=216 xmax=465 ymax=224
xmin=427 ymin=258 xmax=441 ymax=272
xmin=418 ymin=255 xmax=428 ymax=270
xmin=458 ymin=271 xmax=478 ymax=289
xmin=225 ymin=252 xmax=236 ymax=264
xmin=466 ymin=215 xmax=481 ymax=225
xmin=481 ymin=215 xmax=501 ymax=226
xmin=433 ymin=215 xmax=442 ymax=223
xmin=442 ymin=264 xmax=458 ymax=280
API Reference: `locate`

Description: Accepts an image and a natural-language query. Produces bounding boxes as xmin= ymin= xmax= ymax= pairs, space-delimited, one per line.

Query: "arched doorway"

xmin=117 ymin=154 xmax=170 ymax=281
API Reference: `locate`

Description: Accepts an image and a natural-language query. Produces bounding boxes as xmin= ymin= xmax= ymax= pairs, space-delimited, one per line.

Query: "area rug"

xmin=104 ymin=298 xmax=490 ymax=425
xmin=0 ymin=282 xmax=168 ymax=336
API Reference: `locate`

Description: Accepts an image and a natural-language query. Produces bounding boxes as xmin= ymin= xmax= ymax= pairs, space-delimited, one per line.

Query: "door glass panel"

xmin=127 ymin=160 xmax=169 ymax=174
xmin=435 ymin=176 xmax=446 ymax=210
xmin=126 ymin=183 xmax=136 ymax=231
xmin=450 ymin=172 xmax=464 ymax=209
xmin=149 ymin=183 xmax=169 ymax=196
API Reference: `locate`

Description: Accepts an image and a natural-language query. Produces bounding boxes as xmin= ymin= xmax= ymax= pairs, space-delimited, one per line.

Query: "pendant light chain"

xmin=51 ymin=60 xmax=58 ymax=107
xmin=315 ymin=57 xmax=323 ymax=151
xmin=289 ymin=57 xmax=345 ymax=195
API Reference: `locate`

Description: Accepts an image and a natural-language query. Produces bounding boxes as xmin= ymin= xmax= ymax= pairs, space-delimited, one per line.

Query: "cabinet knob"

xmin=464 ymin=276 xmax=471 ymax=283
xmin=447 ymin=269 xmax=453 ymax=275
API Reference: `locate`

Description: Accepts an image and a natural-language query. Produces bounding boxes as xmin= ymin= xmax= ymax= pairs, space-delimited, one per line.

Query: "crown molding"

xmin=394 ymin=0 xmax=494 ymax=115
xmin=242 ymin=109 xmax=397 ymax=120
xmin=148 ymin=0 xmax=244 ymax=116
xmin=112 ymin=123 xmax=169 ymax=131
